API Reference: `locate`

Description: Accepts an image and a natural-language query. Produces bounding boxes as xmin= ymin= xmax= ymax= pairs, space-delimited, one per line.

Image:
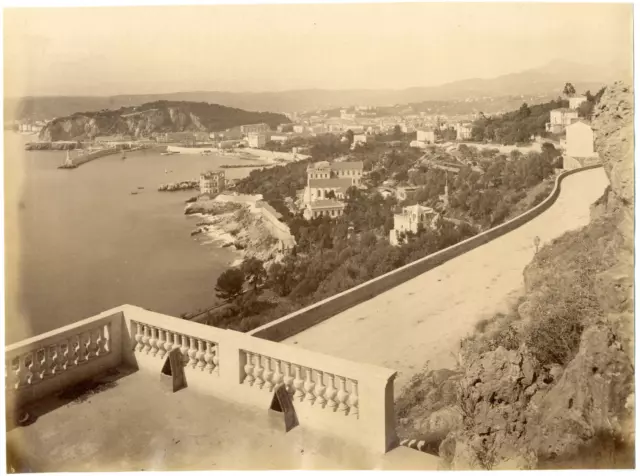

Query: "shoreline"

xmin=185 ymin=198 xmax=282 ymax=269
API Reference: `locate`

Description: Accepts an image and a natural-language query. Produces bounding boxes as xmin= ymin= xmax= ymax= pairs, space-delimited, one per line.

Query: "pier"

xmin=58 ymin=147 xmax=120 ymax=169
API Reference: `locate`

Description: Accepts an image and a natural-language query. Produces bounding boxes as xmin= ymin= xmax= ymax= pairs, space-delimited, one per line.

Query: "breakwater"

xmin=220 ymin=164 xmax=270 ymax=169
xmin=158 ymin=180 xmax=199 ymax=192
xmin=60 ymin=148 xmax=120 ymax=169
xmin=25 ymin=141 xmax=80 ymax=151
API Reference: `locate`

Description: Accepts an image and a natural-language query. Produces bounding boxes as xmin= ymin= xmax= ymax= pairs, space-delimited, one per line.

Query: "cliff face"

xmin=397 ymin=82 xmax=635 ymax=470
xmin=39 ymin=101 xmax=289 ymax=141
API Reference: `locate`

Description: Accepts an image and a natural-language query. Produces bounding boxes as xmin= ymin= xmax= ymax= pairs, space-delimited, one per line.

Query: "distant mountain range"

xmin=6 ymin=60 xmax=628 ymax=121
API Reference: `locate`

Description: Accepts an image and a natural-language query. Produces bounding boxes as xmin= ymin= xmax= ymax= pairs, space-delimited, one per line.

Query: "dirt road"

xmin=283 ymin=168 xmax=610 ymax=395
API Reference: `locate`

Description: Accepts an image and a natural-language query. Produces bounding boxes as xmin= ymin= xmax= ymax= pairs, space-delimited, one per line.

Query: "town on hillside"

xmin=5 ymin=3 xmax=633 ymax=473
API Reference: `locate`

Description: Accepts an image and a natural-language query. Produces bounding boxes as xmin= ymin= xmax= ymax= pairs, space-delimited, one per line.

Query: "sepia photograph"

xmin=3 ymin=1 xmax=635 ymax=471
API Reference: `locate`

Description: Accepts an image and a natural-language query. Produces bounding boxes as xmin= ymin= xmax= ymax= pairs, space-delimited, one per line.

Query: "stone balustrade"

xmin=5 ymin=311 xmax=124 ymax=407
xmin=130 ymin=320 xmax=219 ymax=375
xmin=6 ymin=305 xmax=397 ymax=453
xmin=240 ymin=350 xmax=359 ymax=418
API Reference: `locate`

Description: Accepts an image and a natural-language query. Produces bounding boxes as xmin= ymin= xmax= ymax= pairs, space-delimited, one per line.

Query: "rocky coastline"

xmin=158 ymin=180 xmax=199 ymax=192
xmin=185 ymin=197 xmax=282 ymax=266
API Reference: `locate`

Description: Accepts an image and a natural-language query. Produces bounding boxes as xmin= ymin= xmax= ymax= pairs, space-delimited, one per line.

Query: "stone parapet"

xmin=6 ymin=304 xmax=397 ymax=454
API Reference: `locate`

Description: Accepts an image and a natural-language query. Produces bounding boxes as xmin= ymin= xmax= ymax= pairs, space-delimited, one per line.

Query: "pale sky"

xmin=4 ymin=3 xmax=634 ymax=97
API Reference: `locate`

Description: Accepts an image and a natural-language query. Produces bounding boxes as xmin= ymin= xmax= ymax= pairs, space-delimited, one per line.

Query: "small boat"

xmin=138 ymin=186 xmax=144 ymax=190
xmin=121 ymin=154 xmax=127 ymax=160
xmin=130 ymin=191 xmax=138 ymax=195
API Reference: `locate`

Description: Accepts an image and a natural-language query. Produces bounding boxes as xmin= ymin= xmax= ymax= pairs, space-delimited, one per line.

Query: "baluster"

xmin=243 ymin=351 xmax=255 ymax=385
xmin=142 ymin=326 xmax=151 ymax=354
xmin=59 ymin=340 xmax=70 ymax=371
xmin=95 ymin=327 xmax=104 ymax=357
xmin=348 ymin=379 xmax=359 ymax=418
xmin=12 ymin=357 xmax=23 ymax=389
xmin=157 ymin=329 xmax=167 ymax=359
xmin=283 ymin=362 xmax=294 ymax=395
xmin=293 ymin=365 xmax=305 ymax=401
xmin=188 ymin=337 xmax=198 ymax=368
xmin=23 ymin=354 xmax=34 ymax=386
xmin=314 ymin=370 xmax=327 ymax=407
xmin=336 ymin=376 xmax=349 ymax=414
xmin=49 ymin=345 xmax=60 ymax=375
xmin=134 ymin=322 xmax=144 ymax=352
xmin=28 ymin=350 xmax=42 ymax=385
xmin=180 ymin=335 xmax=189 ymax=365
xmin=164 ymin=331 xmax=173 ymax=356
xmin=196 ymin=340 xmax=206 ymax=371
xmin=172 ymin=332 xmax=181 ymax=352
xmin=103 ymin=323 xmax=111 ymax=354
xmin=272 ymin=359 xmax=284 ymax=390
xmin=70 ymin=337 xmax=80 ymax=367
xmin=325 ymin=373 xmax=338 ymax=410
xmin=254 ymin=354 xmax=265 ymax=389
xmin=79 ymin=331 xmax=90 ymax=363
xmin=304 ymin=368 xmax=316 ymax=404
xmin=263 ymin=357 xmax=274 ymax=391
xmin=204 ymin=342 xmax=215 ymax=373
xmin=36 ymin=349 xmax=46 ymax=381
xmin=86 ymin=330 xmax=98 ymax=360
xmin=212 ymin=344 xmax=219 ymax=375
xmin=149 ymin=327 xmax=159 ymax=357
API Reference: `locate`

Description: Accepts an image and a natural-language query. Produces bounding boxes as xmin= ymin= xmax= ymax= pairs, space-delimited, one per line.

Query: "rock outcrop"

xmin=397 ymin=82 xmax=635 ymax=470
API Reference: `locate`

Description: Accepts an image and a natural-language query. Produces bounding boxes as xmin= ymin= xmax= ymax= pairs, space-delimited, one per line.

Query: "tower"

xmin=441 ymin=173 xmax=450 ymax=209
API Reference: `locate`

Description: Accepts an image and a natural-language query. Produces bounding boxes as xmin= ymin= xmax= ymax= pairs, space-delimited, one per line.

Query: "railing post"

xmin=358 ymin=373 xmax=399 ymax=453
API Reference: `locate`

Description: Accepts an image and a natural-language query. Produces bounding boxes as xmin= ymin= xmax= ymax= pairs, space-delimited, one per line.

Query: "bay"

xmin=5 ymin=133 xmax=262 ymax=344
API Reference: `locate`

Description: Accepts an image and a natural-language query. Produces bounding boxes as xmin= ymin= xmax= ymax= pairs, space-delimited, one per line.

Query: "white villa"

xmin=546 ymin=108 xmax=579 ymax=134
xmin=569 ymin=96 xmax=588 ymax=110
xmin=563 ymin=121 xmax=599 ymax=170
xmin=389 ymin=204 xmax=439 ymax=246
xmin=301 ymin=160 xmax=364 ymax=220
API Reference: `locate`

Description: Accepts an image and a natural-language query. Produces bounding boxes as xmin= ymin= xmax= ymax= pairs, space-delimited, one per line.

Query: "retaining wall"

xmin=249 ymin=164 xmax=604 ymax=342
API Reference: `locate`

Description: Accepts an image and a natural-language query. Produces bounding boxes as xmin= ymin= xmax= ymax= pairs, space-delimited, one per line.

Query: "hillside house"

xmin=247 ymin=133 xmax=268 ymax=148
xmin=352 ymin=134 xmax=375 ymax=149
xmin=545 ymin=108 xmax=579 ymax=134
xmin=199 ymin=170 xmax=226 ymax=195
xmin=456 ymin=123 xmax=473 ymax=141
xmin=395 ymin=186 xmax=419 ymax=202
xmin=563 ymin=121 xmax=599 ymax=170
xmin=240 ymin=123 xmax=270 ymax=134
xmin=416 ymin=128 xmax=436 ymax=144
xmin=389 ymin=204 xmax=439 ymax=246
xmin=569 ymin=96 xmax=588 ymax=110
xmin=268 ymin=133 xmax=289 ymax=143
xmin=303 ymin=200 xmax=346 ymax=220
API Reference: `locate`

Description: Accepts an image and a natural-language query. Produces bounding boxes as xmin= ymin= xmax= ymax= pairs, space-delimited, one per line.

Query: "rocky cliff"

xmin=396 ymin=82 xmax=634 ymax=470
xmin=39 ymin=100 xmax=289 ymax=141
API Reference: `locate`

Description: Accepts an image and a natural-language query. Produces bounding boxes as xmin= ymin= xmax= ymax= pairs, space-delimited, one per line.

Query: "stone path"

xmin=284 ymin=168 xmax=610 ymax=395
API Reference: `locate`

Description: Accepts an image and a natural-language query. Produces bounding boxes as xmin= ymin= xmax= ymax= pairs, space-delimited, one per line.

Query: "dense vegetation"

xmin=58 ymin=100 xmax=289 ymax=132
xmin=470 ymin=99 xmax=569 ymax=144
xmin=204 ymin=132 xmax=563 ymax=332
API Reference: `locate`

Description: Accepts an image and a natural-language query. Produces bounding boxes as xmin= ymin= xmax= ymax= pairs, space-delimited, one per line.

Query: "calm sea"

xmin=5 ymin=133 xmax=260 ymax=344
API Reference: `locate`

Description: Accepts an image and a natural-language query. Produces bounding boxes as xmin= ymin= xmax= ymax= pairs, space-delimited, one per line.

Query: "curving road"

xmin=284 ymin=168 xmax=610 ymax=395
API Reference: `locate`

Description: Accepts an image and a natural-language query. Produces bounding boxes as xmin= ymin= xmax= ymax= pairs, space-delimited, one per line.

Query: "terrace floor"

xmin=7 ymin=368 xmax=440 ymax=471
